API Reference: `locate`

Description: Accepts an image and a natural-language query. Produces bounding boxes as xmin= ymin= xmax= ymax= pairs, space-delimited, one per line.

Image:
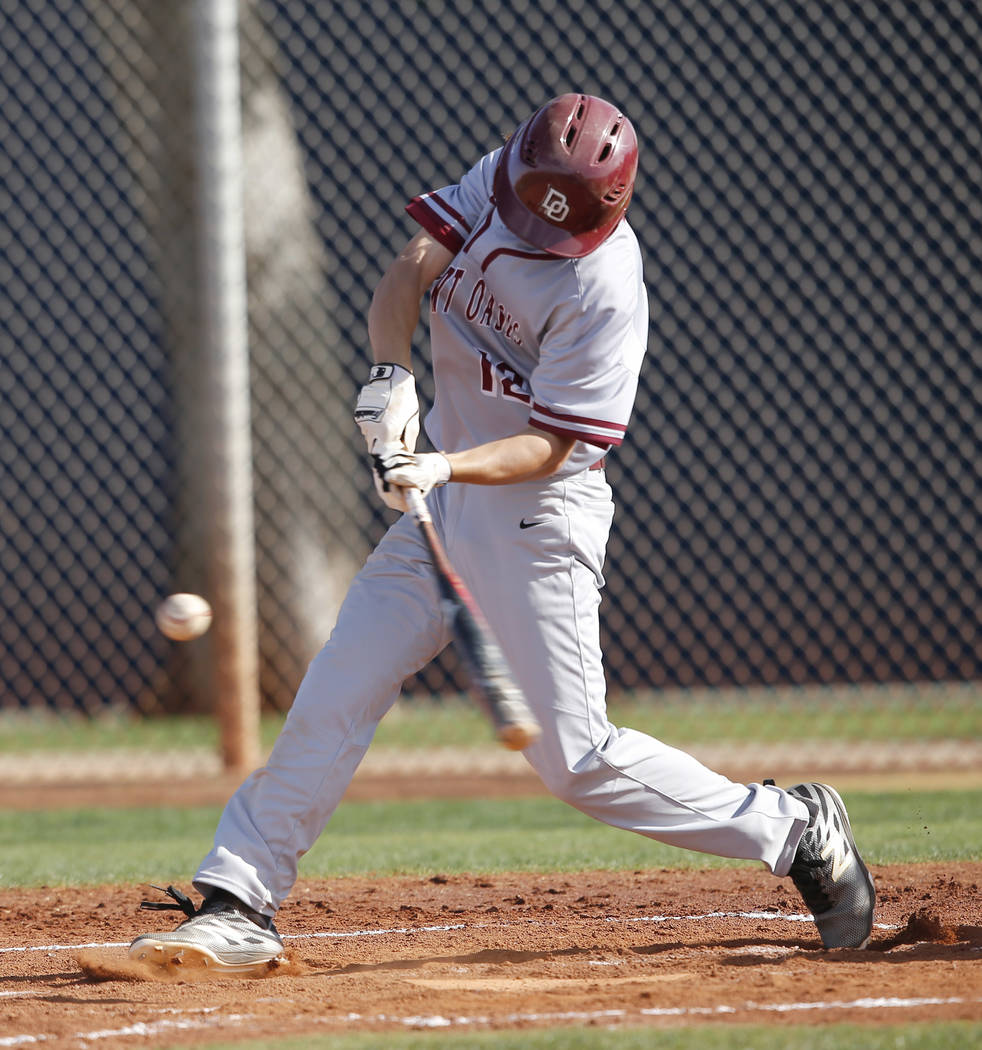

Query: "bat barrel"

xmin=404 ymin=485 xmax=542 ymax=751
xmin=496 ymin=719 xmax=541 ymax=751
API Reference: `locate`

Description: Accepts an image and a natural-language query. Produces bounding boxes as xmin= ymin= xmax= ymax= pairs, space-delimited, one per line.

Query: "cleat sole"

xmin=128 ymin=936 xmax=281 ymax=976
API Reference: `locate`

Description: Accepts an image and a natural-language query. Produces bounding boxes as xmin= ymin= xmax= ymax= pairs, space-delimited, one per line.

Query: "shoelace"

xmin=139 ymin=884 xmax=199 ymax=919
xmin=139 ymin=882 xmax=277 ymax=933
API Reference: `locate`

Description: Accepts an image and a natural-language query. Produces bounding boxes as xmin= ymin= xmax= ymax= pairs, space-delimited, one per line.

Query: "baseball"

xmin=155 ymin=593 xmax=213 ymax=641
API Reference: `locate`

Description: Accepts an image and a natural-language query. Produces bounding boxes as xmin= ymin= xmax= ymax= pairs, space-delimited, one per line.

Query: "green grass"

xmin=1 ymin=790 xmax=978 ymax=888
xmin=0 ymin=707 xmax=225 ymax=753
xmin=602 ymin=681 xmax=981 ymax=745
xmin=2 ymin=680 xmax=978 ymax=755
xmin=160 ymin=1023 xmax=982 ymax=1050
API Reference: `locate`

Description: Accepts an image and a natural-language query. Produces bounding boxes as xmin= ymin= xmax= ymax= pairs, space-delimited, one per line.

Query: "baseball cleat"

xmin=786 ymin=782 xmax=876 ymax=949
xmin=129 ymin=885 xmax=285 ymax=976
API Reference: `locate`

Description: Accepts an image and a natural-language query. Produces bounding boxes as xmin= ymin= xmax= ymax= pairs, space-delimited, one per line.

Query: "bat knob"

xmin=496 ymin=721 xmax=541 ymax=751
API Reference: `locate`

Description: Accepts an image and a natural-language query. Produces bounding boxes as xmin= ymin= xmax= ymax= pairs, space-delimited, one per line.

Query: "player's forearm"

xmin=368 ymin=231 xmax=453 ymax=371
xmin=367 ymin=270 xmax=420 ymax=372
xmin=444 ymin=428 xmax=576 ymax=485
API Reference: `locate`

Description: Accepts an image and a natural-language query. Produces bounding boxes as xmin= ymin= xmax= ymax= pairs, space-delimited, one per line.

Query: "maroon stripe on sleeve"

xmin=532 ymin=402 xmax=628 ymax=435
xmin=406 ymin=196 xmax=466 ymax=254
xmin=530 ymin=418 xmax=619 ymax=449
xmin=409 ymin=191 xmax=470 ymax=231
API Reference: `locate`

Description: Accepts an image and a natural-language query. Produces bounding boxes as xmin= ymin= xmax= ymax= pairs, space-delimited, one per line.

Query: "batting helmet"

xmin=493 ymin=93 xmax=638 ymax=258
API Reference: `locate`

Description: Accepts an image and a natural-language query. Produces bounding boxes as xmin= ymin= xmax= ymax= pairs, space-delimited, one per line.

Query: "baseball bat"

xmin=403 ymin=486 xmax=541 ymax=750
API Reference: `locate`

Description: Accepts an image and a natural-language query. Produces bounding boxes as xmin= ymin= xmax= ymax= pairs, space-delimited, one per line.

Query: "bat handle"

xmin=403 ymin=486 xmax=431 ymax=523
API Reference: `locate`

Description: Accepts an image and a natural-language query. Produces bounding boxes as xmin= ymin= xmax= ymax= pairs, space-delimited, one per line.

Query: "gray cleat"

xmin=786 ymin=782 xmax=876 ymax=949
xmin=129 ymin=885 xmax=285 ymax=975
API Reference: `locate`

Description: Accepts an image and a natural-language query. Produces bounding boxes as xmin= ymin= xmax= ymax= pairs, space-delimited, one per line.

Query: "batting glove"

xmin=372 ymin=447 xmax=452 ymax=512
xmin=353 ymin=363 xmax=420 ymax=455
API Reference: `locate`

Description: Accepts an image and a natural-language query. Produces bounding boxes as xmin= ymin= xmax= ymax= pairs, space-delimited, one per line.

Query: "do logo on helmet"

xmin=539 ymin=186 xmax=570 ymax=223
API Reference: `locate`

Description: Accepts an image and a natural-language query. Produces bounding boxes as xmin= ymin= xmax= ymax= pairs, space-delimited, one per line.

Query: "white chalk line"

xmin=0 ymin=1007 xmax=246 ymax=1048
xmin=5 ymin=996 xmax=978 ymax=1046
xmin=324 ymin=994 xmax=981 ymax=1030
xmin=0 ymin=940 xmax=131 ymax=955
xmin=0 ymin=910 xmax=900 ymax=955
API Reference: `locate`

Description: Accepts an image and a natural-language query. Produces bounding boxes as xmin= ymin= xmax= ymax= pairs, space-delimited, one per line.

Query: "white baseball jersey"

xmin=193 ymin=149 xmax=812 ymax=917
xmin=407 ymin=148 xmax=648 ymax=476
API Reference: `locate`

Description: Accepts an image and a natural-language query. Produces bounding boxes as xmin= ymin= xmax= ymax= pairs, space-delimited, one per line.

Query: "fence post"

xmin=191 ymin=0 xmax=260 ymax=772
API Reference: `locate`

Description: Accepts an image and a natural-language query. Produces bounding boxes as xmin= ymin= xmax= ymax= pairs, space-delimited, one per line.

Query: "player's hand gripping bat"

xmin=402 ymin=486 xmax=541 ymax=750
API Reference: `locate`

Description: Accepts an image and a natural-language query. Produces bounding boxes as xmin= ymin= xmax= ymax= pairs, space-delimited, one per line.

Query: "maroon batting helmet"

xmin=493 ymin=93 xmax=638 ymax=258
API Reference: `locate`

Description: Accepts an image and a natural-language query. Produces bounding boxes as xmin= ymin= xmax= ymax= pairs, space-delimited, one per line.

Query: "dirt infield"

xmin=3 ymin=862 xmax=981 ymax=1047
xmin=2 ymin=769 xmax=981 ymax=1046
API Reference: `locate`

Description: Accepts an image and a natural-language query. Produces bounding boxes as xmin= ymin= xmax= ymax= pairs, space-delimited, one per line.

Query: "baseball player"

xmin=130 ymin=94 xmax=875 ymax=974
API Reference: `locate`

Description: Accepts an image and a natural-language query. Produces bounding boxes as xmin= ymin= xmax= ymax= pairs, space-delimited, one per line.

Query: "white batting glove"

xmin=353 ymin=363 xmax=420 ymax=455
xmin=372 ymin=447 xmax=452 ymax=512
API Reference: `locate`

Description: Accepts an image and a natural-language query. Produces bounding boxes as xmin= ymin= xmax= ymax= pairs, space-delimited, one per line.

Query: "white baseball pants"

xmin=195 ymin=470 xmax=810 ymax=916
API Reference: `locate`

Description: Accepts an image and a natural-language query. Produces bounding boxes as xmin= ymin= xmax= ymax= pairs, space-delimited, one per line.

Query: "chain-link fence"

xmin=3 ymin=3 xmax=980 ymax=745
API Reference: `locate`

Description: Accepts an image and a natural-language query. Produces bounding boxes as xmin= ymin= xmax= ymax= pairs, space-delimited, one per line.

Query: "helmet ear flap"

xmin=494 ymin=94 xmax=638 ymax=258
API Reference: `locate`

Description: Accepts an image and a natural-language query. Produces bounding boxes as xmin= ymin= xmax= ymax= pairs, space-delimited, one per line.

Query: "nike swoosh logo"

xmin=519 ymin=518 xmax=544 ymax=529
